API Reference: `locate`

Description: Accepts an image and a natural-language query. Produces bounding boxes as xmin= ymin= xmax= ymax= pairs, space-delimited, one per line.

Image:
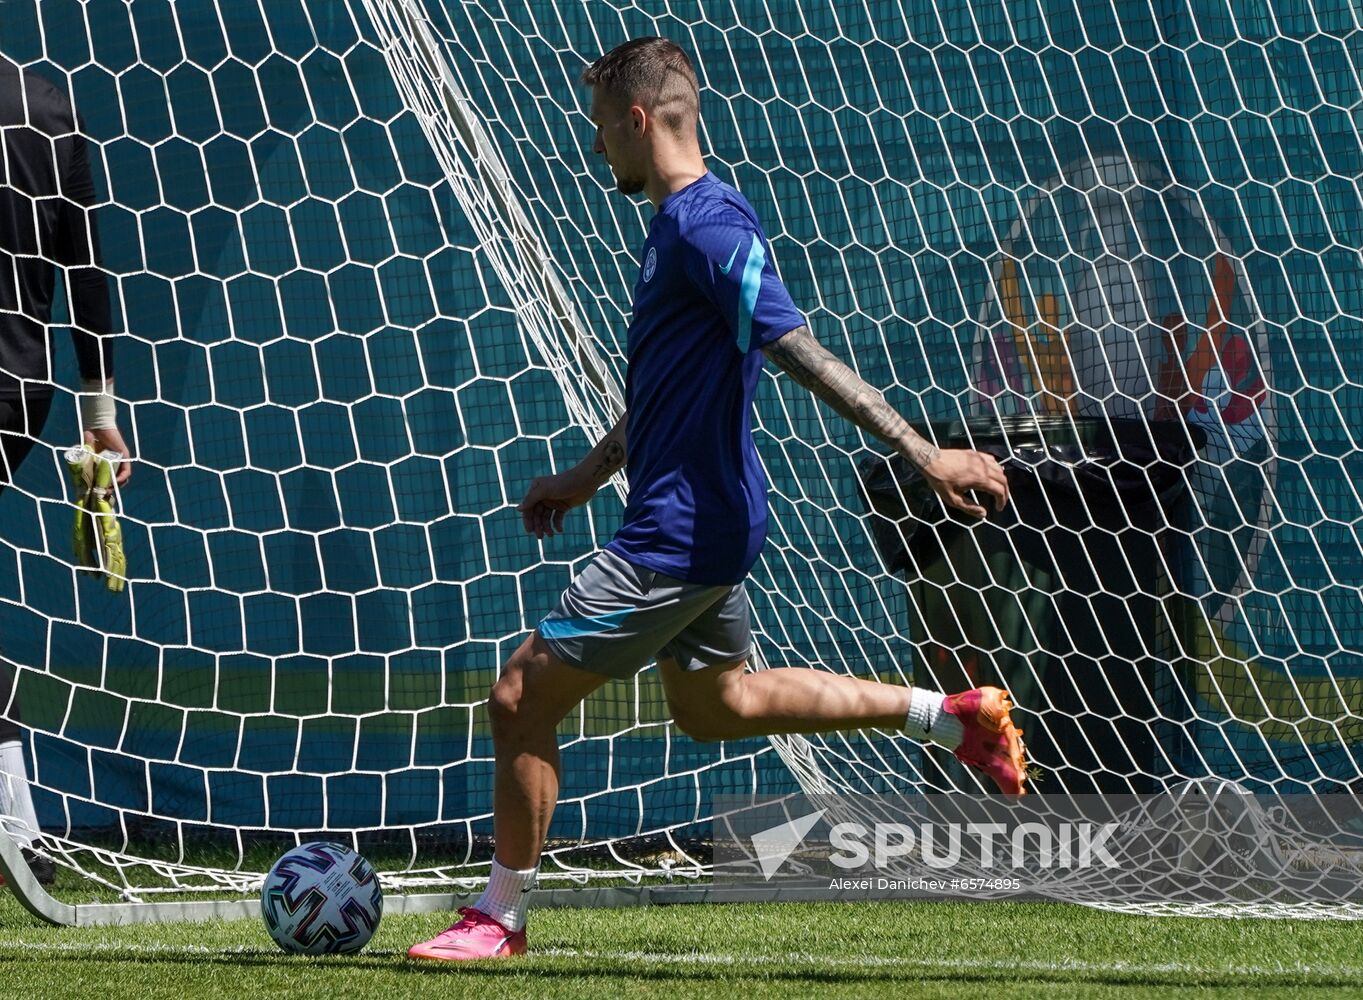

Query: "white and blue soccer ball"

xmin=261 ymin=841 xmax=383 ymax=955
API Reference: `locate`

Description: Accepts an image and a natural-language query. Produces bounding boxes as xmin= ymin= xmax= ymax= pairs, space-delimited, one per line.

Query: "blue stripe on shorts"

xmin=538 ymin=607 xmax=633 ymax=640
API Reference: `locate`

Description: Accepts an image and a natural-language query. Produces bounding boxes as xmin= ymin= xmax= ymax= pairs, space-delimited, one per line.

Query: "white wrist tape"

xmin=79 ymin=378 xmax=117 ymax=431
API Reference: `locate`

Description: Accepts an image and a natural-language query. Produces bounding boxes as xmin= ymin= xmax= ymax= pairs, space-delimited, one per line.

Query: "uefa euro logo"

xmin=643 ymin=245 xmax=657 ymax=282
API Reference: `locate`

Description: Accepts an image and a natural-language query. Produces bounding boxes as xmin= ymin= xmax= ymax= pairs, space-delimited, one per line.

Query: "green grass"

xmin=2 ymin=890 xmax=1360 ymax=999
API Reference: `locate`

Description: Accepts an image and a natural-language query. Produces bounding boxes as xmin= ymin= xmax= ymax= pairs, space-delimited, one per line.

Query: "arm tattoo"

xmin=763 ymin=326 xmax=940 ymax=468
xmin=586 ymin=416 xmax=628 ymax=484
xmin=591 ymin=438 xmax=625 ymax=480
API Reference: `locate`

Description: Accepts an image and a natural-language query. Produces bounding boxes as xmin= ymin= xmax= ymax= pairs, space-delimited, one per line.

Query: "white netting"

xmin=0 ymin=0 xmax=1360 ymax=916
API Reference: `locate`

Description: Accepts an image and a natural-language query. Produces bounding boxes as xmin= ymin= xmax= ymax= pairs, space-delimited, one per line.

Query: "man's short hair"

xmin=581 ymin=37 xmax=700 ymax=136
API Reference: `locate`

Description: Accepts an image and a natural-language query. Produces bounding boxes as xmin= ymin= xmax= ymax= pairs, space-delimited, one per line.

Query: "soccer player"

xmin=409 ymin=37 xmax=1022 ymax=962
xmin=0 ymin=56 xmax=130 ymax=888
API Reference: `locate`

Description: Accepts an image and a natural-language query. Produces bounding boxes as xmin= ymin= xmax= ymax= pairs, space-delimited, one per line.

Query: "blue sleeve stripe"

xmin=538 ymin=607 xmax=633 ymax=640
xmin=735 ymin=233 xmax=767 ymax=353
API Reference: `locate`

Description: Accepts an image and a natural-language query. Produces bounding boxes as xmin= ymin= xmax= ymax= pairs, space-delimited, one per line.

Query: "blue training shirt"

xmin=605 ymin=172 xmax=805 ymax=585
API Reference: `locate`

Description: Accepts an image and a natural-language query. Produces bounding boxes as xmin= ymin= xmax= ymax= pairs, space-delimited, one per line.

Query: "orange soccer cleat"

xmin=943 ymin=686 xmax=1028 ymax=796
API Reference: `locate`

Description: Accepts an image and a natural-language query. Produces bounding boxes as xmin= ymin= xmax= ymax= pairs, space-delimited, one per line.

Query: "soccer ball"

xmin=260 ymin=842 xmax=383 ymax=955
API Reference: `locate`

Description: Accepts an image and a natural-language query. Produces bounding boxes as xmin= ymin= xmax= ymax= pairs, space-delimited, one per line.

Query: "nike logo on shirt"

xmin=718 ymin=241 xmax=742 ymax=274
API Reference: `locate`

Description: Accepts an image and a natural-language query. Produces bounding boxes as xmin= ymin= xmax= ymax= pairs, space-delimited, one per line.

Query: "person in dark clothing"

xmin=0 ymin=56 xmax=131 ymax=888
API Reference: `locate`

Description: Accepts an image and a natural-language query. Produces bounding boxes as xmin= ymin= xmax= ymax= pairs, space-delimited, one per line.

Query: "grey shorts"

xmin=537 ymin=548 xmax=752 ymax=679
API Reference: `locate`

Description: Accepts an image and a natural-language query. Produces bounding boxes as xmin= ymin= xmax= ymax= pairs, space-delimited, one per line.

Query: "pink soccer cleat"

xmin=943 ymin=686 xmax=1028 ymax=796
xmin=408 ymin=907 xmax=527 ymax=962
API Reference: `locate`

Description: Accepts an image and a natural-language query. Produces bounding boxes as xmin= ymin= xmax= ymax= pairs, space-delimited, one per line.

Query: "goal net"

xmin=1 ymin=0 xmax=1360 ymax=918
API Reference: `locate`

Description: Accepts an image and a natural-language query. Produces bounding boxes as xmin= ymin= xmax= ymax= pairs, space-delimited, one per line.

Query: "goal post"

xmin=0 ymin=0 xmax=1360 ymax=923
xmin=0 ymin=827 xmax=68 ymax=926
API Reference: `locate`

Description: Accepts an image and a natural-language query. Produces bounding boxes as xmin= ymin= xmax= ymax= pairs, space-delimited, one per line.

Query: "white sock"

xmin=472 ymin=857 xmax=537 ymax=931
xmin=0 ymin=740 xmax=40 ymax=848
xmin=903 ymin=688 xmax=963 ymax=750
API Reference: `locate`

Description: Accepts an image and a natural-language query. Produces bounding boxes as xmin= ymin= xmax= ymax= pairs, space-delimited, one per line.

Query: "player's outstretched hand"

xmin=919 ymin=448 xmax=1009 ymax=519
xmin=517 ymin=471 xmax=598 ymax=539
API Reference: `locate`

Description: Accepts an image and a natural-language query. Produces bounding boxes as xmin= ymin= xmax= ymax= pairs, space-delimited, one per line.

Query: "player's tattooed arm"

xmin=518 ymin=414 xmax=627 ymax=539
xmin=763 ymin=326 xmax=940 ymax=468
xmin=585 ymin=415 xmax=628 ymax=486
xmin=763 ymin=327 xmax=1010 ymax=518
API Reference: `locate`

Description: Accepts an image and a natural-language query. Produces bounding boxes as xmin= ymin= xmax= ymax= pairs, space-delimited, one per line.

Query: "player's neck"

xmin=645 ymin=152 xmax=707 ymax=209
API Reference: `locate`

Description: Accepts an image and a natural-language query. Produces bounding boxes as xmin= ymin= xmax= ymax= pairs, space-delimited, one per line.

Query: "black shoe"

xmin=21 ymin=847 xmax=55 ymax=886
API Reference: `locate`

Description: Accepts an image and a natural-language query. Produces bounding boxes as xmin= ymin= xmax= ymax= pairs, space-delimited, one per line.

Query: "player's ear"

xmin=630 ymin=104 xmax=647 ymax=136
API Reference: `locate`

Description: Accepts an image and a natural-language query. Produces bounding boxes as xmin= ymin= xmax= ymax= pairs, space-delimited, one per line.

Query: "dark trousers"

xmin=0 ymin=392 xmax=53 ymax=743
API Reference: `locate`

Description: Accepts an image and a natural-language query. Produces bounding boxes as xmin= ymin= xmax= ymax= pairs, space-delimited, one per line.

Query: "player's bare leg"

xmin=486 ymin=635 xmax=609 ymax=868
xmin=408 ymin=634 xmax=608 ymax=962
xmin=659 ymin=658 xmax=1027 ymax=796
